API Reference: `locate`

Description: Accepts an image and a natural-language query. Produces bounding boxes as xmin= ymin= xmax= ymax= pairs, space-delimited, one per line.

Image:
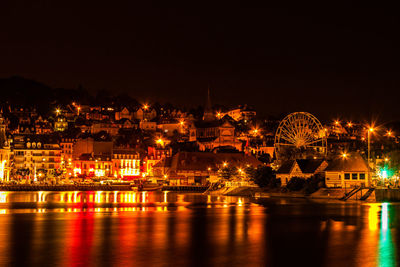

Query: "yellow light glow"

xmin=347 ymin=122 xmax=353 ymax=127
xmin=223 ymin=162 xmax=228 ymax=167
xmin=156 ymin=138 xmax=164 ymax=146
xmin=342 ymin=153 xmax=348 ymax=159
xmin=369 ymin=128 xmax=375 ymax=132
xmin=143 ymin=104 xmax=149 ymax=110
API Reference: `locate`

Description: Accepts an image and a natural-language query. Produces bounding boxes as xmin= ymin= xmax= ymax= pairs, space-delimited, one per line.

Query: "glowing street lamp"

xmin=55 ymin=108 xmax=61 ymax=116
xmin=347 ymin=122 xmax=353 ymax=127
xmin=223 ymin=162 xmax=228 ymax=167
xmin=341 ymin=153 xmax=348 ymax=159
xmin=367 ymin=126 xmax=375 ymax=186
xmin=143 ymin=104 xmax=149 ymax=110
xmin=156 ymin=138 xmax=164 ymax=147
xmin=251 ymin=128 xmax=259 ymax=136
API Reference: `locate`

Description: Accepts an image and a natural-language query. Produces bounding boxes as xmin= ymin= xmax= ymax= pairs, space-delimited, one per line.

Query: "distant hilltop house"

xmin=277 ymin=159 xmax=328 ymax=186
xmin=219 ymin=105 xmax=256 ymax=122
xmin=325 ymin=152 xmax=370 ymax=188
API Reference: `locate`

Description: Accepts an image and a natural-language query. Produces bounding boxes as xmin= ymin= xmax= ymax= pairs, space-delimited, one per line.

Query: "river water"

xmin=0 ymin=191 xmax=397 ymax=266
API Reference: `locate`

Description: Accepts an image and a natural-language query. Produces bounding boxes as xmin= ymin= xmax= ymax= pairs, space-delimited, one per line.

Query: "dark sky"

xmin=1 ymin=2 xmax=400 ymax=121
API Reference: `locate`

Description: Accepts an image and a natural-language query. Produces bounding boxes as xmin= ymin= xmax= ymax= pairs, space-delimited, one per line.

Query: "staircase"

xmin=339 ymin=186 xmax=361 ymax=201
xmin=360 ymin=188 xmax=375 ymax=201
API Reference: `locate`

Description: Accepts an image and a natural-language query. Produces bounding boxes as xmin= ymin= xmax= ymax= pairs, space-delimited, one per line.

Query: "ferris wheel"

xmin=274 ymin=112 xmax=327 ymax=160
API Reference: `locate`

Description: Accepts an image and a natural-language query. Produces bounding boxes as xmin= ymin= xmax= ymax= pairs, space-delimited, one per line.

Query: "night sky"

xmin=1 ymin=2 xmax=400 ymax=120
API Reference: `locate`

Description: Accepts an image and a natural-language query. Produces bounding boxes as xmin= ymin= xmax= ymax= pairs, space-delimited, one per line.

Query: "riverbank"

xmin=0 ymin=184 xmax=133 ymax=191
xmin=211 ymin=186 xmax=377 ymax=202
xmin=0 ymin=184 xmax=210 ymax=192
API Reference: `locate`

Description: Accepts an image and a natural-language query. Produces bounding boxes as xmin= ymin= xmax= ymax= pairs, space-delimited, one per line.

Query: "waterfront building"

xmin=0 ymin=114 xmax=11 ymax=181
xmin=277 ymin=159 xmax=328 ymax=186
xmin=112 ymin=148 xmax=140 ymax=179
xmin=145 ymin=146 xmax=173 ymax=176
xmin=160 ymin=151 xmax=261 ymax=185
xmin=12 ymin=134 xmax=62 ymax=181
xmin=72 ymin=137 xmax=113 ymax=160
xmin=325 ymin=153 xmax=370 ymax=188
xmin=60 ymin=136 xmax=78 ymax=176
xmin=73 ymin=153 xmax=112 ymax=178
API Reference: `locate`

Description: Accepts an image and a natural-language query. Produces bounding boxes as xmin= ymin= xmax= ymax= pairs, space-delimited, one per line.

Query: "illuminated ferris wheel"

xmin=274 ymin=112 xmax=327 ymax=160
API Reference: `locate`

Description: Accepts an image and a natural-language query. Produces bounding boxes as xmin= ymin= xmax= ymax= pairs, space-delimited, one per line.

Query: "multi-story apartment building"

xmin=12 ymin=134 xmax=62 ymax=180
xmin=112 ymin=148 xmax=140 ymax=179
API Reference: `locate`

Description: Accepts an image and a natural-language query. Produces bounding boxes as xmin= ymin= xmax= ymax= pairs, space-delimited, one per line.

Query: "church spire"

xmin=203 ymin=86 xmax=214 ymax=121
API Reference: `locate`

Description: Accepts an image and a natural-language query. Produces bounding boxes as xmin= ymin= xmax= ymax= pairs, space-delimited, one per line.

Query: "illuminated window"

xmin=344 ymin=173 xmax=350 ymax=180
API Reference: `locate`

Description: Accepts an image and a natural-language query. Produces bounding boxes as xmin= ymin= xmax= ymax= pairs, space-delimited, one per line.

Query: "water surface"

xmin=0 ymin=191 xmax=397 ymax=266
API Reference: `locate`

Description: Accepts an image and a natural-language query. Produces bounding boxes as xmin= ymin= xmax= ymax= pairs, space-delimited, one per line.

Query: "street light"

xmin=367 ymin=126 xmax=375 ymax=186
xmin=156 ymin=138 xmax=164 ymax=147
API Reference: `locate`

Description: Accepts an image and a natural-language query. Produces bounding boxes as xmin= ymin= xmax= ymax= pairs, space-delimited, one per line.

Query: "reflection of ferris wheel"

xmin=274 ymin=112 xmax=327 ymax=160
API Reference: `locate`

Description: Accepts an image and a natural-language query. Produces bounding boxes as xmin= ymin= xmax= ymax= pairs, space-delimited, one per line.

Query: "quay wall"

xmin=0 ymin=185 xmax=132 ymax=191
xmin=375 ymin=189 xmax=400 ymax=202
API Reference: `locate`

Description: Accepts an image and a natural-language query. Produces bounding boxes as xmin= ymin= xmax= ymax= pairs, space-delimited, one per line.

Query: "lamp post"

xmin=368 ymin=127 xmax=374 ymax=187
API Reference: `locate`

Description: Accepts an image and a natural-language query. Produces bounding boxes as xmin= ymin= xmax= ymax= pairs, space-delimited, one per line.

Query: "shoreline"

xmin=214 ymin=186 xmax=379 ymax=202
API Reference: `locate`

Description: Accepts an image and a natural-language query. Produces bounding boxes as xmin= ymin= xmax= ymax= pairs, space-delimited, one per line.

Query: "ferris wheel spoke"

xmin=280 ymin=122 xmax=297 ymax=140
xmin=303 ymin=138 xmax=324 ymax=146
xmin=279 ymin=131 xmax=297 ymax=144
